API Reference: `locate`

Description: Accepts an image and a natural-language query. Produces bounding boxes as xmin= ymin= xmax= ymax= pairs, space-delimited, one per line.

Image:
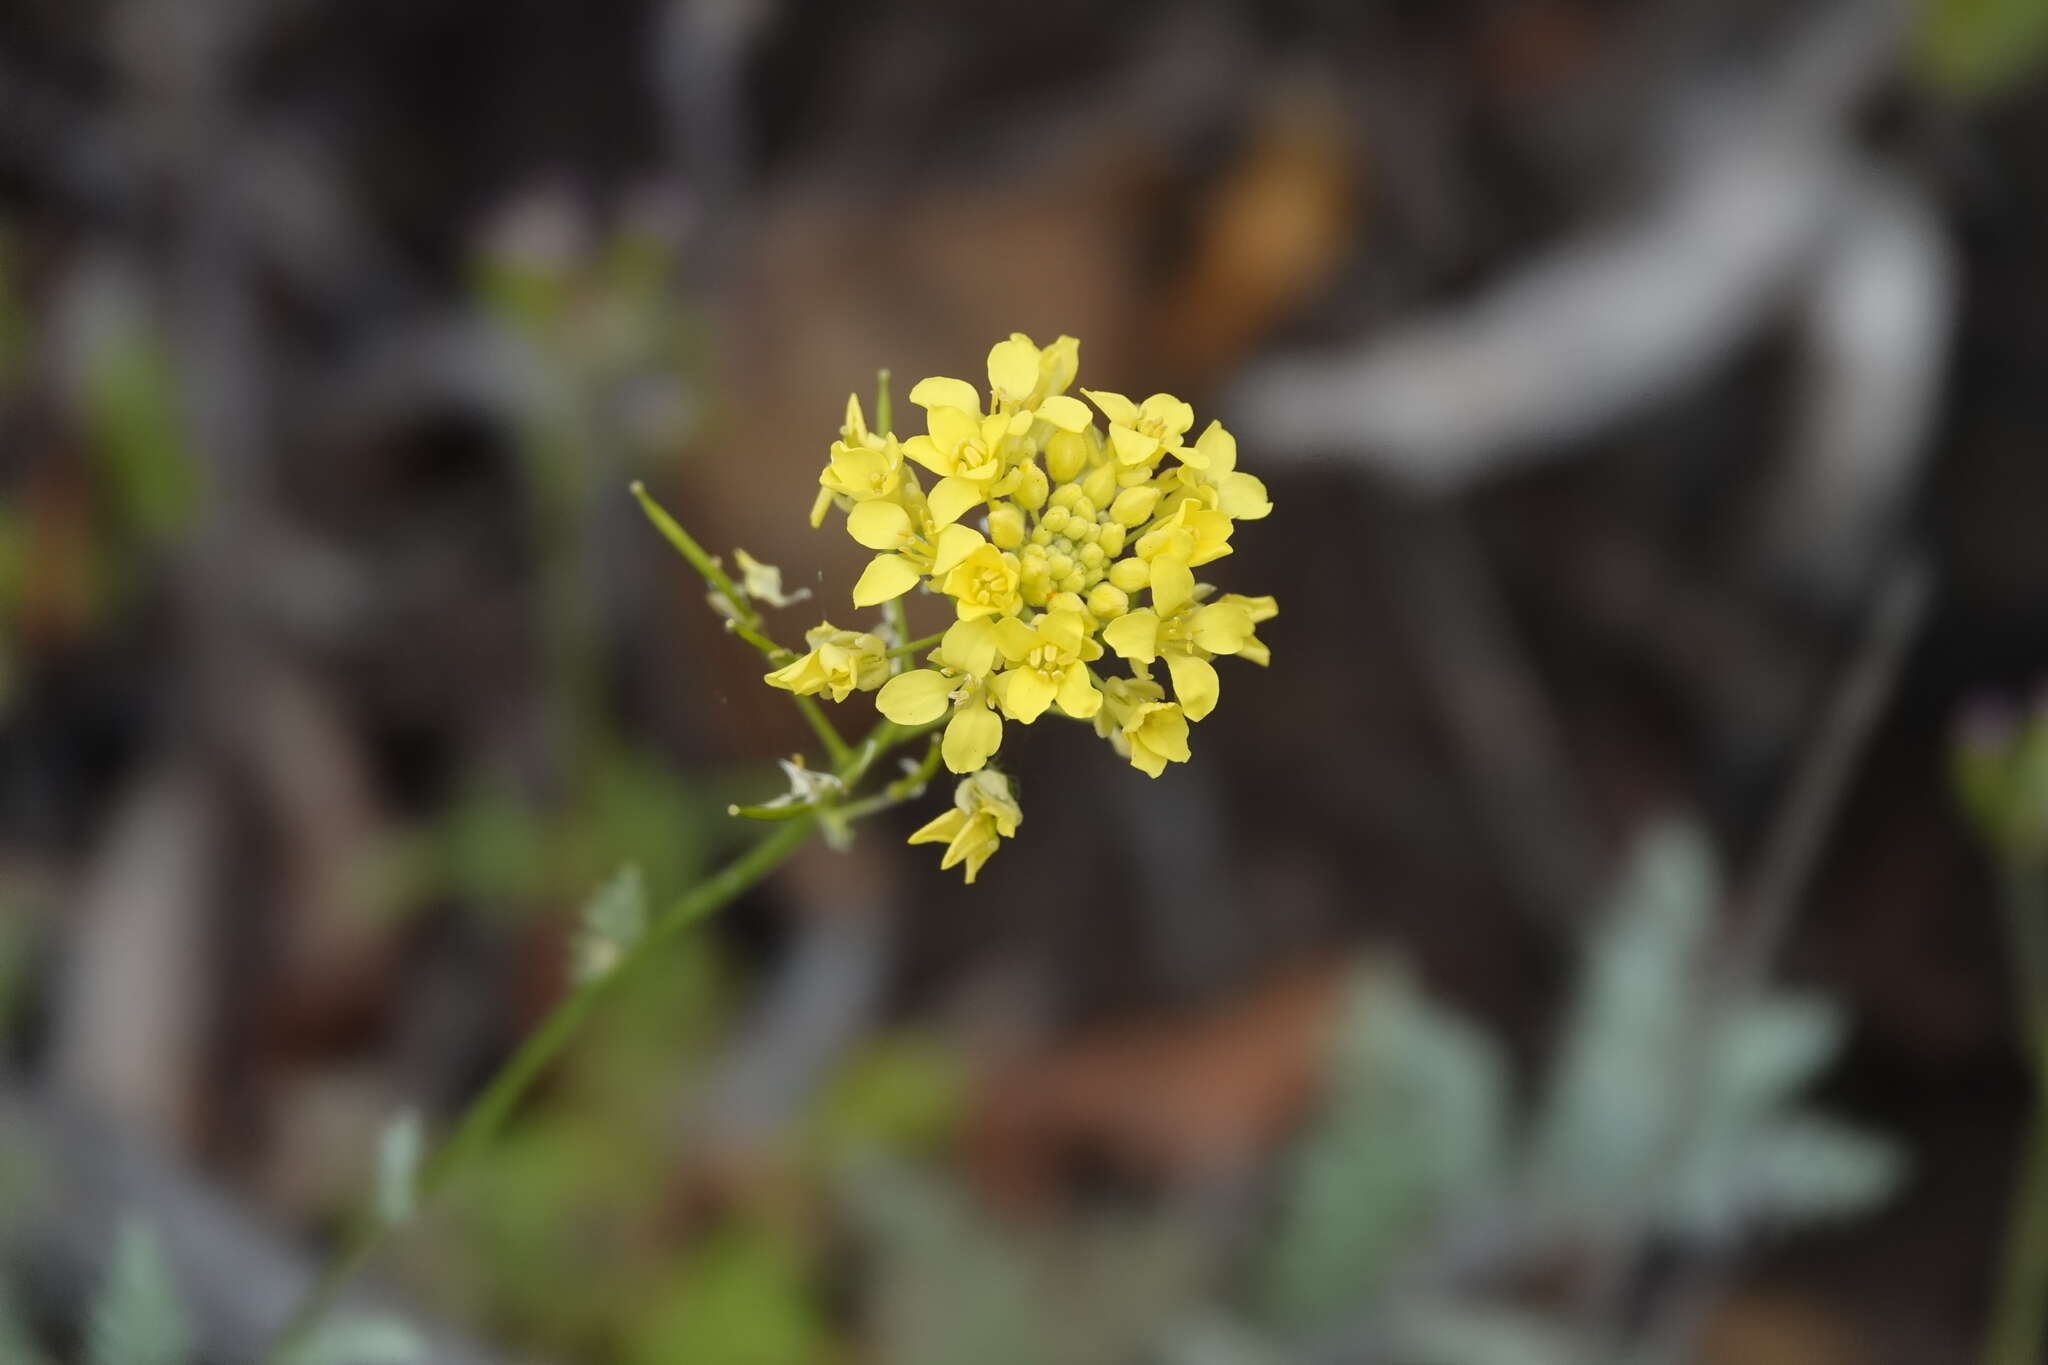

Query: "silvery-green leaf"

xmin=87 ymin=1221 xmax=189 ymax=1365
xmin=275 ymin=1315 xmax=427 ymax=1365
xmin=375 ymin=1109 xmax=424 ymax=1227
xmin=1259 ymin=961 xmax=1509 ymax=1332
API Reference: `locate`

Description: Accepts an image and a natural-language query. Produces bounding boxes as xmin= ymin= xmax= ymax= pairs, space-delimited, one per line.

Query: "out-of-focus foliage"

xmin=843 ymin=1160 xmax=1208 ymax=1365
xmin=0 ymin=1279 xmax=47 ymax=1365
xmin=274 ymin=1316 xmax=427 ymax=1365
xmin=374 ymin=1110 xmax=425 ymax=1230
xmin=1256 ymin=963 xmax=1508 ymax=1335
xmin=571 ymin=862 xmax=648 ymax=984
xmin=1954 ymin=695 xmax=2048 ymax=866
xmin=1918 ymin=0 xmax=2048 ymax=98
xmin=85 ymin=1222 xmax=188 ymax=1365
xmin=625 ymin=1222 xmax=827 ymax=1365
xmin=813 ymin=1032 xmax=967 ymax=1158
xmin=1529 ymin=823 xmax=1903 ymax=1246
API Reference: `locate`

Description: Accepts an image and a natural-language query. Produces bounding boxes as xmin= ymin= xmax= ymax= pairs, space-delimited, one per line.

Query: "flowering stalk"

xmin=269 ymin=334 xmax=1279 ymax=1353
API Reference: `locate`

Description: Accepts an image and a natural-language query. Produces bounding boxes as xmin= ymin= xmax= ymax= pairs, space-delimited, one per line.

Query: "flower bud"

xmin=1014 ymin=459 xmax=1050 ymax=511
xmin=1046 ymin=430 xmax=1089 ymax=484
xmin=1108 ymin=556 xmax=1149 ymax=593
xmin=987 ymin=503 xmax=1026 ymax=549
xmin=1086 ymin=583 xmax=1129 ymax=619
xmin=1110 ymin=485 xmax=1162 ymax=527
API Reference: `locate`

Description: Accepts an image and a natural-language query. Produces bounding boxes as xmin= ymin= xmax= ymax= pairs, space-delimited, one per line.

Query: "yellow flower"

xmin=874 ymin=617 xmax=1007 ymax=773
xmin=762 ymin=622 xmax=889 ymax=702
xmin=1083 ymin=389 xmax=1196 ymax=467
xmin=908 ymin=768 xmax=1023 ymax=883
xmin=936 ymin=540 xmax=1024 ymax=621
xmin=811 ymin=394 xmax=902 ymax=527
xmin=1130 ymin=498 xmax=1236 ymax=615
xmin=1169 ymin=420 xmax=1272 ymax=522
xmin=845 ymin=500 xmax=986 ymax=606
xmin=986 ymin=333 xmax=1090 ymax=427
xmin=1093 ymin=676 xmax=1191 ymax=778
xmin=1101 ymin=597 xmax=1258 ymax=721
xmin=990 ymin=610 xmax=1103 ymax=723
xmin=1213 ymin=593 xmax=1277 ymax=666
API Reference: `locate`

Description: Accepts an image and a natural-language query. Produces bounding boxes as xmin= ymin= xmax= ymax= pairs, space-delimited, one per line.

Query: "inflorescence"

xmin=761 ymin=333 xmax=1276 ymax=882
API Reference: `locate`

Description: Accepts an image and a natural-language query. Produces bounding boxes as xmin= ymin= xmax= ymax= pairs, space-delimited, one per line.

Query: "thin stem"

xmin=886 ymin=630 xmax=944 ymax=660
xmin=266 ymin=715 xmax=927 ymax=1361
xmin=631 ymin=482 xmax=758 ymax=631
xmin=632 ymin=482 xmax=852 ymax=762
xmin=883 ymin=597 xmax=912 ymax=675
xmin=791 ymin=694 xmax=852 ymax=766
xmin=1986 ymin=865 xmax=2048 ymax=1365
xmin=874 ymin=367 xmax=892 ymax=438
xmin=833 ymin=736 xmax=944 ymax=823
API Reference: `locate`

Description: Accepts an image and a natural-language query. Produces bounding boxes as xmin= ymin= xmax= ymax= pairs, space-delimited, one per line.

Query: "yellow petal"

xmin=988 ymin=337 xmax=1040 ymax=401
xmin=1150 ymin=559 xmax=1195 ymax=616
xmin=1055 ymin=664 xmax=1102 ymax=718
xmin=928 ymin=404 xmax=980 ymax=454
xmin=931 ymin=523 xmax=985 ymax=576
xmin=1035 ymin=394 xmax=1091 ymax=433
xmin=762 ymin=654 xmax=820 ymax=694
xmin=943 ymin=705 xmax=1003 ymax=773
xmin=845 ymin=498 xmax=912 ymax=549
xmin=940 ymin=616 xmax=1002 ymax=676
xmin=900 ymin=434 xmax=948 ymax=475
xmin=1165 ymin=652 xmax=1220 ymax=722
xmin=852 ymin=553 xmax=920 ymax=606
xmin=908 ymin=808 xmax=965 ymax=846
xmin=1109 ymin=424 xmax=1161 ymax=466
xmin=1218 ymin=472 xmax=1271 ymax=520
xmin=996 ymin=668 xmax=1056 ymax=724
xmin=927 ymin=475 xmax=984 ymax=528
xmin=1102 ymin=609 xmax=1161 ymax=663
xmin=1193 ymin=420 xmax=1236 ymax=474
xmin=1189 ymin=603 xmax=1254 ymax=654
xmin=1083 ymin=388 xmax=1139 ymax=426
xmin=909 ymin=376 xmax=981 ymax=413
xmin=989 ymin=614 xmax=1033 ymax=656
xmin=876 ymin=669 xmax=952 ymax=725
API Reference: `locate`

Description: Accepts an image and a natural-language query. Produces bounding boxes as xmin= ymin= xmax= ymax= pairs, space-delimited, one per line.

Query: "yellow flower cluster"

xmin=771 ymin=333 xmax=1275 ymax=881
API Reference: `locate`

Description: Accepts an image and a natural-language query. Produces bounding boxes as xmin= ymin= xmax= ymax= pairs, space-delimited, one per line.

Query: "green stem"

xmin=631 ymin=482 xmax=757 ymax=631
xmin=1986 ymin=864 xmax=2048 ymax=1365
xmin=632 ymin=482 xmax=852 ymax=763
xmin=885 ymin=631 xmax=944 ymax=660
xmin=791 ymin=695 xmax=852 ymax=766
xmin=1987 ymin=1091 xmax=2048 ymax=1365
xmin=265 ymin=715 xmax=926 ymax=1361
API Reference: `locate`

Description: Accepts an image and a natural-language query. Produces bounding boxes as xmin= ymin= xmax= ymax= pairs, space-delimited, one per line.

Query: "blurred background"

xmin=3 ymin=0 xmax=2048 ymax=1361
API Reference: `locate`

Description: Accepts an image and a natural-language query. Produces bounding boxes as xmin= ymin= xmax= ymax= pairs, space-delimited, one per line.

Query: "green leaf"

xmin=625 ymin=1222 xmax=828 ymax=1365
xmin=275 ymin=1315 xmax=427 ymax=1365
xmin=1257 ymin=961 xmax=1509 ymax=1333
xmin=87 ymin=1221 xmax=190 ymax=1365
xmin=1670 ymin=1112 xmax=1907 ymax=1239
xmin=814 ymin=1033 xmax=965 ymax=1154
